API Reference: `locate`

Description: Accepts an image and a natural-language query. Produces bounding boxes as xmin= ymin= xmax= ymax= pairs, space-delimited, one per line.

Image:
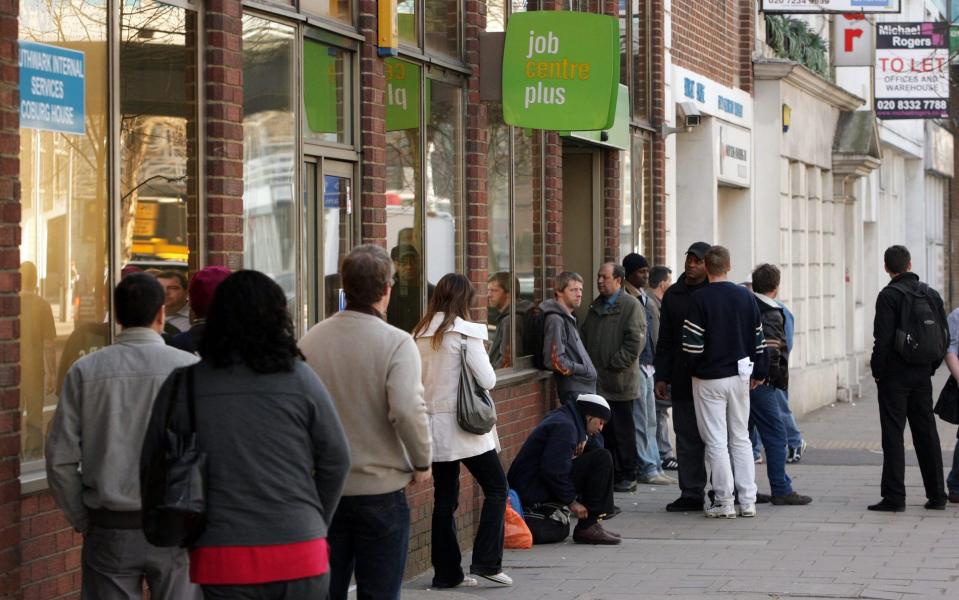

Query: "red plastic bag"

xmin=504 ymin=504 xmax=533 ymax=549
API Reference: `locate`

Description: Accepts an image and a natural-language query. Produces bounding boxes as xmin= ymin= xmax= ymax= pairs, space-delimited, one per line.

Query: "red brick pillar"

xmin=358 ymin=0 xmax=386 ymax=246
xmin=604 ymin=149 xmax=621 ymax=263
xmin=205 ymin=0 xmax=244 ymax=269
xmin=0 ymin=0 xmax=20 ymax=596
xmin=650 ymin=0 xmax=667 ymax=264
xmin=465 ymin=0 xmax=487 ymax=321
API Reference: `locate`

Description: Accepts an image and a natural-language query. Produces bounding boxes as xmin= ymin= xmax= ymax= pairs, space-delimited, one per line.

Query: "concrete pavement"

xmin=403 ymin=373 xmax=959 ymax=599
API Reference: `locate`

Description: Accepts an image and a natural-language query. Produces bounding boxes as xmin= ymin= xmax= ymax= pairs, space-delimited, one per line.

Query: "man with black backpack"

xmin=869 ymin=245 xmax=949 ymax=512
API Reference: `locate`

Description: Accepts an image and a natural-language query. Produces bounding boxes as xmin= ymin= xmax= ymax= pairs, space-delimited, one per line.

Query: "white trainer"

xmin=477 ymin=572 xmax=513 ymax=586
xmin=737 ymin=503 xmax=757 ymax=517
xmin=704 ymin=504 xmax=736 ymax=519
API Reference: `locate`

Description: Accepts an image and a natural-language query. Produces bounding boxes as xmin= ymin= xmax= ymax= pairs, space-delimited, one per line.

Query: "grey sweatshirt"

xmin=300 ymin=310 xmax=432 ymax=496
xmin=540 ymin=299 xmax=597 ymax=395
xmin=140 ymin=360 xmax=351 ymax=547
xmin=46 ymin=328 xmax=199 ymax=532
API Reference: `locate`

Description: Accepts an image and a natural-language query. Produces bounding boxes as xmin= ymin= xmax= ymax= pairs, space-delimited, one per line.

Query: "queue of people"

xmin=41 ymin=239 xmax=954 ymax=599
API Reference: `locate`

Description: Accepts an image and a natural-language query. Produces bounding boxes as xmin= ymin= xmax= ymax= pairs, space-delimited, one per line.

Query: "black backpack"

xmin=890 ymin=282 xmax=948 ymax=365
xmin=523 ymin=306 xmax=549 ymax=370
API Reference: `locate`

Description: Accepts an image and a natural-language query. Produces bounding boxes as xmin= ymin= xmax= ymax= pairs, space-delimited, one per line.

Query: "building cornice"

xmin=754 ymin=59 xmax=864 ymax=112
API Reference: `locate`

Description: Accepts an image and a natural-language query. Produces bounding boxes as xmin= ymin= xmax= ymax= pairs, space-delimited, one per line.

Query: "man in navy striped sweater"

xmin=682 ymin=246 xmax=768 ymax=519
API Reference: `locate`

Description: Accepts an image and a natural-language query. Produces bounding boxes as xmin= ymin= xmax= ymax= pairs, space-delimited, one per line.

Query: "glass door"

xmin=305 ymin=158 xmax=354 ymax=325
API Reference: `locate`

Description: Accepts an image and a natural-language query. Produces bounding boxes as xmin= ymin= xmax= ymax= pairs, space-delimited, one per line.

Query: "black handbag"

xmin=456 ymin=334 xmax=497 ymax=434
xmin=142 ymin=366 xmax=208 ymax=547
xmin=934 ymin=376 xmax=959 ymax=425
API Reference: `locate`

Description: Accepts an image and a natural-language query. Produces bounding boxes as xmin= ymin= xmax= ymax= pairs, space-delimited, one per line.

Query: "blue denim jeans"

xmin=634 ymin=369 xmax=662 ymax=478
xmin=749 ymin=385 xmax=793 ymax=496
xmin=328 ymin=490 xmax=410 ymax=600
xmin=949 ymin=445 xmax=959 ymax=494
xmin=750 ymin=424 xmax=763 ymax=459
xmin=777 ymin=391 xmax=803 ymax=448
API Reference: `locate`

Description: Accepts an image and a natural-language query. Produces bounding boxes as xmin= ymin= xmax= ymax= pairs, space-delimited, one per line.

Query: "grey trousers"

xmin=81 ymin=526 xmax=200 ymax=600
xmin=656 ymin=405 xmax=673 ymax=458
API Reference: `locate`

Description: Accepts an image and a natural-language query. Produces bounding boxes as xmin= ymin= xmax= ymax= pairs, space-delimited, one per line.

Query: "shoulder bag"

xmin=934 ymin=376 xmax=959 ymax=425
xmin=142 ymin=365 xmax=208 ymax=547
xmin=456 ymin=334 xmax=497 ymax=434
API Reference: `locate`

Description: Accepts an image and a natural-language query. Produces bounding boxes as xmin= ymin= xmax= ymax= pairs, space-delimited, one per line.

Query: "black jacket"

xmin=755 ymin=295 xmax=788 ymax=390
xmin=540 ymin=299 xmax=596 ymax=394
xmin=507 ymin=400 xmax=602 ymax=506
xmin=653 ymin=274 xmax=708 ymax=402
xmin=870 ymin=272 xmax=947 ymax=380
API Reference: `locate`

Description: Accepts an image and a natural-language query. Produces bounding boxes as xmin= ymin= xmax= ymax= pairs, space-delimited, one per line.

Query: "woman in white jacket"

xmin=413 ymin=273 xmax=512 ymax=589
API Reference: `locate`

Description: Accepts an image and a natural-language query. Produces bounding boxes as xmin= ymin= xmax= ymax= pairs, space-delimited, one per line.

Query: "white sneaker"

xmin=454 ymin=576 xmax=479 ymax=588
xmin=477 ymin=572 xmax=513 ymax=586
xmin=737 ymin=503 xmax=757 ymax=517
xmin=704 ymin=504 xmax=736 ymax=519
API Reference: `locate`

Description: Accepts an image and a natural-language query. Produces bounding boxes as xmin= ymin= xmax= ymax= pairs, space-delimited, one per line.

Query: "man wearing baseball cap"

xmin=654 ymin=242 xmax=712 ymax=512
xmin=507 ymin=394 xmax=621 ymax=545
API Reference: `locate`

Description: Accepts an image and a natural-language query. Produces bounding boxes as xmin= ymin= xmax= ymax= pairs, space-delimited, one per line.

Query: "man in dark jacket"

xmin=508 ymin=394 xmax=620 ymax=545
xmin=749 ymin=264 xmax=811 ymax=507
xmin=655 ymin=242 xmax=711 ymax=512
xmin=170 ymin=266 xmax=231 ymax=354
xmin=541 ymin=271 xmax=597 ymax=401
xmin=869 ymin=245 xmax=948 ymax=512
xmin=581 ymin=263 xmax=646 ymax=492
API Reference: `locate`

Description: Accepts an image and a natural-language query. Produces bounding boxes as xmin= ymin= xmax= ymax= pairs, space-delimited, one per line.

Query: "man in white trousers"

xmin=681 ymin=246 xmax=768 ymax=518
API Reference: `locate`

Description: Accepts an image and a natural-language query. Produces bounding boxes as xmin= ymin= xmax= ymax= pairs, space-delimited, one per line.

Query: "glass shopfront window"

xmin=242 ymin=16 xmax=298 ymax=315
xmin=385 ymin=60 xmax=464 ymax=332
xmin=121 ymin=0 xmax=197 ymax=274
xmin=400 ymin=0 xmax=461 ymax=61
xmin=620 ymin=139 xmax=634 ymax=259
xmin=303 ymin=39 xmax=352 ymax=146
xmin=301 ymin=0 xmax=354 ymax=26
xmin=18 ymin=0 xmax=200 ymax=467
xmin=619 ymin=0 xmax=650 ymax=123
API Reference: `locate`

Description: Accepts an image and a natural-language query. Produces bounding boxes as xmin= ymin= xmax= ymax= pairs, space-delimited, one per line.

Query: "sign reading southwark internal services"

xmin=761 ymin=0 xmax=900 ymax=13
xmin=875 ymin=22 xmax=949 ymax=120
xmin=502 ymin=11 xmax=619 ymax=131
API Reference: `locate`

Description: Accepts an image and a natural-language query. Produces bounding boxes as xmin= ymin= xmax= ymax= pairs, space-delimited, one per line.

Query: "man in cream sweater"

xmin=300 ymin=244 xmax=432 ymax=600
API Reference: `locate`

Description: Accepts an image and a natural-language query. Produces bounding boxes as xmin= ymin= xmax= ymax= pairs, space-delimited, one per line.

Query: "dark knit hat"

xmin=622 ymin=253 xmax=649 ymax=276
xmin=686 ymin=241 xmax=711 ymax=260
xmin=577 ymin=394 xmax=611 ymax=422
xmin=189 ymin=266 xmax=232 ymax=319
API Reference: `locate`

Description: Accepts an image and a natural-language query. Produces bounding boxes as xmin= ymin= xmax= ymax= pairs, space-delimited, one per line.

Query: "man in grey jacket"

xmin=581 ymin=263 xmax=646 ymax=493
xmin=46 ymin=273 xmax=200 ymax=600
xmin=541 ymin=271 xmax=596 ymax=402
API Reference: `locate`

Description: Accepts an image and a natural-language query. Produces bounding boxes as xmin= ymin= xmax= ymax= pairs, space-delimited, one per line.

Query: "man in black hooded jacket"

xmin=654 ymin=242 xmax=711 ymax=512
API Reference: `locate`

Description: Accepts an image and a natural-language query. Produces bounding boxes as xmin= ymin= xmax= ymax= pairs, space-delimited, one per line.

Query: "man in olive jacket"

xmin=581 ymin=262 xmax=646 ymax=492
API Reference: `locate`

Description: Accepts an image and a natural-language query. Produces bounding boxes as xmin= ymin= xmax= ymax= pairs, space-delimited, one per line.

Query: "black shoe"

xmin=666 ymin=496 xmax=703 ymax=512
xmin=770 ymin=492 xmax=812 ymax=506
xmin=756 ymin=493 xmax=772 ymax=504
xmin=925 ymin=499 xmax=947 ymax=510
xmin=867 ymin=499 xmax=905 ymax=512
xmin=614 ymin=479 xmax=637 ymax=493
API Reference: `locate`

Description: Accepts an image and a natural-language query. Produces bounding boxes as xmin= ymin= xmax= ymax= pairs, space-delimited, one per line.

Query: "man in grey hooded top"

xmin=541 ymin=271 xmax=597 ymax=402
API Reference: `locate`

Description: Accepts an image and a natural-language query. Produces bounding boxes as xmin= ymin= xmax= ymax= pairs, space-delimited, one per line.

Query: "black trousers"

xmin=673 ymin=399 xmax=707 ymax=500
xmin=570 ymin=448 xmax=615 ymax=528
xmin=877 ymin=376 xmax=946 ymax=504
xmin=202 ymin=575 xmax=328 ymax=599
xmin=604 ymin=400 xmax=638 ymax=481
xmin=431 ymin=450 xmax=508 ymax=588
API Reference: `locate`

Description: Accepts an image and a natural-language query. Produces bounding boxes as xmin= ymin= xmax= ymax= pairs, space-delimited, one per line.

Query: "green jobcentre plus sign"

xmin=502 ymin=11 xmax=619 ymax=131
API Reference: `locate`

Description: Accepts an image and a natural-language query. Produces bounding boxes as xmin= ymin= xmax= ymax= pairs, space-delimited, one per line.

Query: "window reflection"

xmin=303 ymin=40 xmax=351 ymax=146
xmin=425 ymin=0 xmax=459 ymax=58
xmin=120 ymin=0 xmax=196 ymax=346
xmin=301 ymin=0 xmax=353 ymax=25
xmin=620 ymin=142 xmax=634 ymax=259
xmin=398 ymin=0 xmax=418 ymax=46
xmin=18 ymin=0 xmax=109 ymax=462
xmin=425 ymin=79 xmax=462 ymax=288
xmin=242 ymin=16 xmax=297 ymax=315
xmin=514 ymin=128 xmax=536 ymax=359
xmin=385 ymin=59 xmax=423 ymax=332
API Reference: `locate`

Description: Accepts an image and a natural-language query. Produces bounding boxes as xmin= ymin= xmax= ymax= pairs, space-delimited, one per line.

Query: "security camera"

xmin=678 ymin=101 xmax=701 ymax=128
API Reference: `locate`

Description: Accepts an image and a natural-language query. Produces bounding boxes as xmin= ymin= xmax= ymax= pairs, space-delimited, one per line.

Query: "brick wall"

xmin=19 ymin=495 xmax=80 ymax=600
xmin=205 ymin=0 xmax=244 ymax=270
xmin=650 ymin=0 xmax=667 ymax=264
xmin=670 ymin=0 xmax=740 ymax=89
xmin=603 ymin=149 xmax=621 ymax=263
xmin=358 ymin=0 xmax=387 ymax=247
xmin=0 ymin=0 xmax=19 ymax=596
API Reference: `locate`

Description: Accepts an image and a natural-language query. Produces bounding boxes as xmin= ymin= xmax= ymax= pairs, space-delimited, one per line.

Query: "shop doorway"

xmin=562 ymin=148 xmax=602 ymax=322
xmin=304 ymin=157 xmax=354 ymax=325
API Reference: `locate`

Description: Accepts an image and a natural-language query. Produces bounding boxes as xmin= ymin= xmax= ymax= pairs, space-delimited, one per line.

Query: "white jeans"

xmin=691 ymin=375 xmax=757 ymax=507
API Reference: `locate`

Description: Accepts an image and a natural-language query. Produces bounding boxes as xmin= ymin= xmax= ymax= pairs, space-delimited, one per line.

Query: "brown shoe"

xmin=949 ymin=492 xmax=959 ymax=504
xmin=573 ymin=523 xmax=622 ymax=545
